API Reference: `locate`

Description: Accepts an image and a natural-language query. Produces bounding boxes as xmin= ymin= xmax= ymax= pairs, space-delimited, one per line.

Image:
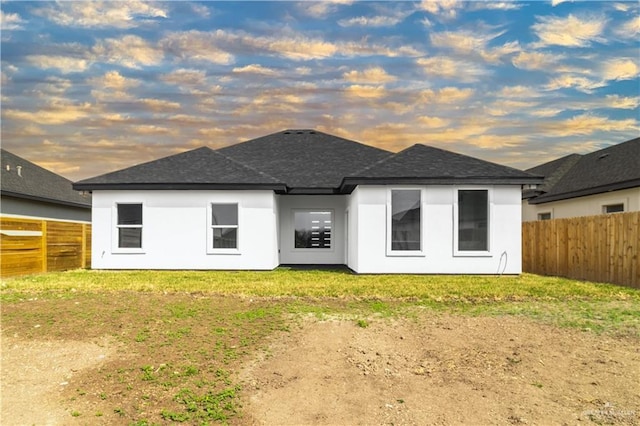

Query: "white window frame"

xmin=112 ymin=202 xmax=145 ymax=254
xmin=538 ymin=211 xmax=552 ymax=221
xmin=453 ymin=187 xmax=493 ymax=257
xmin=386 ymin=188 xmax=425 ymax=257
xmin=602 ymin=202 xmax=625 ymax=214
xmin=292 ymin=209 xmax=335 ymax=252
xmin=207 ymin=202 xmax=240 ymax=255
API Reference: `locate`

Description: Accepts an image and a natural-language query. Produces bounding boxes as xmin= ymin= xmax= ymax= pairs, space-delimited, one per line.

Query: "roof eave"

xmin=528 ymin=179 xmax=640 ymax=204
xmin=72 ymin=182 xmax=287 ymax=191
xmin=340 ymin=176 xmax=544 ymax=191
xmin=1 ymin=190 xmax=91 ymax=209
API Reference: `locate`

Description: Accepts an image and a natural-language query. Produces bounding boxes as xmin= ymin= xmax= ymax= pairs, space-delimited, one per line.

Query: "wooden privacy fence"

xmin=0 ymin=217 xmax=91 ymax=278
xmin=522 ymin=212 xmax=639 ymax=289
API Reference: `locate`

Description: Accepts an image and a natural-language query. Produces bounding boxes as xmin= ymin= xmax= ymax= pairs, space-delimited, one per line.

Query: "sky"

xmin=1 ymin=0 xmax=639 ymax=181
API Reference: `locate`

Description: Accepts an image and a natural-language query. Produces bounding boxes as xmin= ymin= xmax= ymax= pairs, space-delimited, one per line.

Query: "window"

xmin=211 ymin=204 xmax=238 ymax=249
xmin=603 ymin=204 xmax=624 ymax=214
xmin=294 ymin=211 xmax=332 ymax=249
xmin=390 ymin=190 xmax=421 ymax=252
xmin=117 ymin=204 xmax=142 ymax=248
xmin=457 ymin=190 xmax=488 ymax=252
xmin=538 ymin=212 xmax=552 ymax=221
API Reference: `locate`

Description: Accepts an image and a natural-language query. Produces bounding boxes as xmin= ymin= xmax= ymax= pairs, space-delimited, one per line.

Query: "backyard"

xmin=1 ymin=269 xmax=639 ymax=425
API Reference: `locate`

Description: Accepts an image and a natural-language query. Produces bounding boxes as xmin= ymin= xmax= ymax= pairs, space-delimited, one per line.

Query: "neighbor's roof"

xmin=526 ymin=137 xmax=640 ymax=204
xmin=74 ymin=129 xmax=542 ymax=194
xmin=1 ymin=149 xmax=91 ymax=208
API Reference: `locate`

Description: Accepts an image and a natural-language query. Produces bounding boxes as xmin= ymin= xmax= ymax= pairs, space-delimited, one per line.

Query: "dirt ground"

xmin=2 ymin=313 xmax=639 ymax=425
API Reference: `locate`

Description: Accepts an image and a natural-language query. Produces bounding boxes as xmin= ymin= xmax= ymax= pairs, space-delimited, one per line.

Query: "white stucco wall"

xmin=91 ymin=190 xmax=279 ymax=270
xmin=348 ymin=185 xmax=523 ymax=274
xmin=522 ymin=187 xmax=640 ymax=221
xmin=277 ymin=195 xmax=346 ymax=264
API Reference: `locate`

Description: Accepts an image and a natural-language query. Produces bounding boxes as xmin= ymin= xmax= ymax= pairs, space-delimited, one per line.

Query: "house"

xmin=1 ymin=149 xmax=91 ymax=222
xmin=522 ymin=137 xmax=640 ymax=221
xmin=74 ymin=130 xmax=541 ymax=274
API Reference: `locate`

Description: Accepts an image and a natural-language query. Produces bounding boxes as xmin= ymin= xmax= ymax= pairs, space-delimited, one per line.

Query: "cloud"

xmin=343 ymin=67 xmax=396 ymax=84
xmin=232 ymin=64 xmax=280 ymax=76
xmin=93 ymin=35 xmax=163 ymax=68
xmin=160 ymin=68 xmax=207 ymax=87
xmin=419 ymin=0 xmax=462 ymax=20
xmin=484 ymin=100 xmax=538 ymax=116
xmin=418 ymin=116 xmax=450 ymax=128
xmin=338 ymin=15 xmax=404 ymax=27
xmin=420 ymin=86 xmax=475 ymax=104
xmin=140 ymin=98 xmax=181 ymax=112
xmin=161 ymin=31 xmax=234 ymax=64
xmin=345 ymin=85 xmax=387 ymax=99
xmin=511 ymin=50 xmax=562 ymax=70
xmin=497 ymin=86 xmax=542 ymax=98
xmin=94 ymin=71 xmax=140 ymax=91
xmin=470 ymin=2 xmax=523 ymax=11
xmin=1 ymin=10 xmax=25 ymax=30
xmin=530 ymin=108 xmax=563 ymax=118
xmin=430 ymin=28 xmax=521 ymax=63
xmin=33 ymin=0 xmax=167 ymax=29
xmin=544 ymin=74 xmax=605 ymax=93
xmin=602 ymin=95 xmax=640 ymax=109
xmin=532 ymin=14 xmax=607 ymax=47
xmin=131 ymin=125 xmax=177 ymax=135
xmin=298 ymin=0 xmax=353 ymax=18
xmin=26 ymin=55 xmax=90 ymax=73
xmin=417 ymin=56 xmax=488 ymax=82
xmin=3 ymin=101 xmax=93 ymax=124
xmin=542 ymin=113 xmax=639 ymax=137
xmin=601 ymin=58 xmax=639 ymax=80
xmin=614 ymin=15 xmax=640 ymax=39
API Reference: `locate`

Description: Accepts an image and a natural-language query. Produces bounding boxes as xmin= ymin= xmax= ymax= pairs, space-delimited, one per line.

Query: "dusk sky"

xmin=1 ymin=0 xmax=639 ymax=181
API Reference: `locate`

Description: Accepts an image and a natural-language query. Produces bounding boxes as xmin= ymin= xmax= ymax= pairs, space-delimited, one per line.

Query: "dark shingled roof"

xmin=74 ymin=147 xmax=285 ymax=190
xmin=526 ymin=137 xmax=640 ymax=204
xmin=74 ymin=129 xmax=543 ymax=193
xmin=1 ymin=149 xmax=91 ymax=208
xmin=345 ymin=144 xmax=539 ymax=186
xmin=217 ymin=129 xmax=391 ymax=190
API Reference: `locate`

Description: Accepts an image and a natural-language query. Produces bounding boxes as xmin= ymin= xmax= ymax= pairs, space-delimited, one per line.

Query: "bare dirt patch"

xmin=1 ymin=309 xmax=639 ymax=425
xmin=1 ymin=335 xmax=117 ymax=425
xmin=240 ymin=314 xmax=640 ymax=425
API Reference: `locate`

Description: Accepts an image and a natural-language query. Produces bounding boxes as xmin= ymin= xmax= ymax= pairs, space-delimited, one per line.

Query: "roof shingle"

xmin=1 ymin=149 xmax=91 ymax=208
xmin=527 ymin=137 xmax=640 ymax=204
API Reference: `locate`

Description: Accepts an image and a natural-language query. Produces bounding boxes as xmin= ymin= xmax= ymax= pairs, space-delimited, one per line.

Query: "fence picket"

xmin=523 ymin=212 xmax=639 ymax=289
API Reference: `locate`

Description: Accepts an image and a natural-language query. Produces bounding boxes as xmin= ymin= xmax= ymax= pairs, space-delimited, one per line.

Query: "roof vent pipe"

xmin=17 ymin=165 xmax=22 ymax=177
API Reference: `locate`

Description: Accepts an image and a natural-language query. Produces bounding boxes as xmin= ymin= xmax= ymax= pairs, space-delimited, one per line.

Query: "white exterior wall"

xmin=277 ymin=195 xmax=346 ymax=264
xmin=522 ymin=187 xmax=640 ymax=221
xmin=348 ymin=185 xmax=523 ymax=274
xmin=91 ymin=190 xmax=279 ymax=270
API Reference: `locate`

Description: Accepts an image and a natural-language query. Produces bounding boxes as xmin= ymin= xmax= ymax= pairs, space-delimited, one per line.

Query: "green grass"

xmin=1 ymin=269 xmax=639 ymax=424
xmin=2 ymin=269 xmax=637 ymax=301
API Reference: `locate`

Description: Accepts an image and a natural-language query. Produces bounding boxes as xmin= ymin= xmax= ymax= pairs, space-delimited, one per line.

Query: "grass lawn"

xmin=2 ymin=269 xmax=639 ymax=424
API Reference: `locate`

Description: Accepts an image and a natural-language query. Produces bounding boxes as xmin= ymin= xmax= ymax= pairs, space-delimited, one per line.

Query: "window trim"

xmin=602 ymin=202 xmax=625 ymax=214
xmin=207 ymin=202 xmax=241 ymax=255
xmin=453 ymin=187 xmax=493 ymax=257
xmin=538 ymin=211 xmax=552 ymax=221
xmin=386 ymin=188 xmax=425 ymax=257
xmin=292 ymin=209 xmax=335 ymax=252
xmin=112 ymin=202 xmax=145 ymax=254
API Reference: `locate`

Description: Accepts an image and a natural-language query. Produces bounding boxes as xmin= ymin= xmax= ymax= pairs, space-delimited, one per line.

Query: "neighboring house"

xmin=1 ymin=149 xmax=91 ymax=222
xmin=522 ymin=137 xmax=640 ymax=221
xmin=74 ymin=129 xmax=541 ymax=274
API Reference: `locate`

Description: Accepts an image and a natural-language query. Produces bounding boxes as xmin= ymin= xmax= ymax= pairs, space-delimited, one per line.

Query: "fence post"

xmin=41 ymin=220 xmax=48 ymax=273
xmin=81 ymin=224 xmax=87 ymax=269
